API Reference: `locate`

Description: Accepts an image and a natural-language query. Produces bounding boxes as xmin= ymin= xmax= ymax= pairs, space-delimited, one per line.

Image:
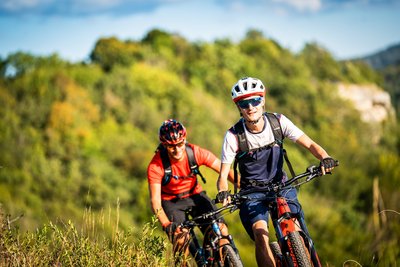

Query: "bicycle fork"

xmin=190 ymin=222 xmax=227 ymax=266
xmin=272 ymin=197 xmax=321 ymax=267
xmin=209 ymin=222 xmax=241 ymax=267
xmin=273 ymin=197 xmax=297 ymax=265
xmin=276 ymin=197 xmax=296 ymax=235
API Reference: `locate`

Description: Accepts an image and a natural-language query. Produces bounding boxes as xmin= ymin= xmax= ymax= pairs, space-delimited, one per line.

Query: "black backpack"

xmin=230 ymin=112 xmax=295 ymax=193
xmin=157 ymin=143 xmax=206 ymax=198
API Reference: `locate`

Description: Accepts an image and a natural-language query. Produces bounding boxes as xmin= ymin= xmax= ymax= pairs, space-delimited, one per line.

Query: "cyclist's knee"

xmin=218 ymin=222 xmax=229 ymax=235
xmin=218 ymin=222 xmax=231 ymax=246
xmin=252 ymin=220 xmax=270 ymax=244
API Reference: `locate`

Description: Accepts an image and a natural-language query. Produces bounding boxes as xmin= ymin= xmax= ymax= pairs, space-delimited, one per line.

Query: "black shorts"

xmin=162 ymin=191 xmax=223 ymax=233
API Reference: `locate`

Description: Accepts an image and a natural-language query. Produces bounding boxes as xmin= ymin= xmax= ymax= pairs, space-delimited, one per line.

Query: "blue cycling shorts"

xmin=239 ymin=187 xmax=304 ymax=240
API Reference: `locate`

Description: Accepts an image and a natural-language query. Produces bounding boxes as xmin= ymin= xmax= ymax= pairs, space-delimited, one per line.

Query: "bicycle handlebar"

xmin=180 ymin=202 xmax=238 ymax=228
xmin=181 ymin=161 xmax=339 ymax=228
xmin=229 ymin=160 xmax=339 ymax=201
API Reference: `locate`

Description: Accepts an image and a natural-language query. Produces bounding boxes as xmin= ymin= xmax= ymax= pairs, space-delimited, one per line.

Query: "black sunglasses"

xmin=237 ymin=97 xmax=263 ymax=109
xmin=166 ymin=141 xmax=185 ymax=149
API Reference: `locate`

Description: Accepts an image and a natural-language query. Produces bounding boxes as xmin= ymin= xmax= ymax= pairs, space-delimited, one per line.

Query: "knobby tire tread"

xmin=287 ymin=231 xmax=312 ymax=267
xmin=270 ymin=241 xmax=284 ymax=266
xmin=221 ymin=244 xmax=243 ymax=267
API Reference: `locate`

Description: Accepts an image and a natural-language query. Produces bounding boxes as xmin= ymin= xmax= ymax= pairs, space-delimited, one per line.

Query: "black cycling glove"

xmin=320 ymin=157 xmax=337 ymax=169
xmin=163 ymin=222 xmax=179 ymax=235
xmin=216 ymin=190 xmax=230 ymax=203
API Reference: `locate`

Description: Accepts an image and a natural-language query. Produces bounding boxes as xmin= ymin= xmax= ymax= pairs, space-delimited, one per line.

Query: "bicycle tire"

xmin=285 ymin=231 xmax=312 ymax=267
xmin=270 ymin=241 xmax=283 ymax=267
xmin=220 ymin=244 xmax=243 ymax=267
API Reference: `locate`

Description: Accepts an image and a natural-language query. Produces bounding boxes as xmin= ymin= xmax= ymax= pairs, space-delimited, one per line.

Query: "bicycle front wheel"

xmin=220 ymin=244 xmax=243 ymax=267
xmin=285 ymin=231 xmax=312 ymax=267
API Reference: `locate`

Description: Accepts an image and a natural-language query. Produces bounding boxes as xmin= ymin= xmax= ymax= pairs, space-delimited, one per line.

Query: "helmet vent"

xmin=231 ymin=77 xmax=265 ymax=102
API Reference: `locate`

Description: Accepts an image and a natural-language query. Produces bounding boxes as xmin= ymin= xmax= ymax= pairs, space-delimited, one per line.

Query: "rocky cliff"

xmin=337 ymin=83 xmax=395 ymax=123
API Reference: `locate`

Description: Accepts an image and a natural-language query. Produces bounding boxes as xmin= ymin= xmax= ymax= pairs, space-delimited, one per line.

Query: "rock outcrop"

xmin=337 ymin=83 xmax=394 ymax=123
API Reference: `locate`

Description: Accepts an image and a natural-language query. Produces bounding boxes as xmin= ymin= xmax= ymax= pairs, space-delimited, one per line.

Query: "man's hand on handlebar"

xmin=216 ymin=190 xmax=231 ymax=206
xmin=163 ymin=221 xmax=182 ymax=235
xmin=320 ymin=157 xmax=338 ymax=175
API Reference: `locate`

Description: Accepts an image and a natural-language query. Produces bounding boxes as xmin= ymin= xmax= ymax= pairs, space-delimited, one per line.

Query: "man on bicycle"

xmin=216 ymin=77 xmax=337 ymax=266
xmin=147 ymin=119 xmax=235 ymax=265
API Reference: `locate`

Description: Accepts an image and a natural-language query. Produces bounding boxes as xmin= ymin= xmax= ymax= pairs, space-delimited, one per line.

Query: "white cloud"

xmin=272 ymin=0 xmax=322 ymax=12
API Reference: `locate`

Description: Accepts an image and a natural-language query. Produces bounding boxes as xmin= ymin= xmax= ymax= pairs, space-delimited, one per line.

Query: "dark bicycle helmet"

xmin=159 ymin=119 xmax=187 ymax=145
xmin=231 ymin=77 xmax=265 ymax=103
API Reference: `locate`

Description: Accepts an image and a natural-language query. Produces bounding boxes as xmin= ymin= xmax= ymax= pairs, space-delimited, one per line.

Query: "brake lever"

xmin=305 ymin=165 xmax=322 ymax=181
xmin=229 ymin=205 xmax=239 ymax=213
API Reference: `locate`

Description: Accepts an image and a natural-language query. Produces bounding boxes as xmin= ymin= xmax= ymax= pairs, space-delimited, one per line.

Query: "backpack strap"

xmin=229 ymin=120 xmax=246 ymax=194
xmin=233 ymin=159 xmax=239 ymax=194
xmin=265 ymin=112 xmax=283 ymax=145
xmin=231 ymin=113 xmax=296 ymax=186
xmin=185 ymin=144 xmax=206 ymax=184
xmin=232 ymin=113 xmax=283 ymax=154
xmin=265 ymin=112 xmax=296 ymax=178
xmin=158 ymin=143 xmax=206 ymax=191
xmin=157 ymin=144 xmax=173 ymax=186
xmin=229 ymin=119 xmax=248 ymax=158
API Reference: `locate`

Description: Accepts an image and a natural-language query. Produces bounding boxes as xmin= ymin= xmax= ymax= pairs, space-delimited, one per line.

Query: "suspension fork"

xmin=206 ymin=221 xmax=235 ymax=265
xmin=273 ymin=197 xmax=322 ymax=267
xmin=272 ymin=196 xmax=300 ymax=263
xmin=275 ymin=196 xmax=297 ymax=237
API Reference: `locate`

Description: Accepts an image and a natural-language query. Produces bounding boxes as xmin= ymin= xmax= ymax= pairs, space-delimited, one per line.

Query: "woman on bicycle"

xmin=216 ymin=77 xmax=337 ymax=267
xmin=147 ymin=119 xmax=235 ymax=266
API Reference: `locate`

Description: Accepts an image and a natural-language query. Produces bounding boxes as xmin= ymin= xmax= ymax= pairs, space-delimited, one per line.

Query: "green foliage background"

xmin=0 ymin=29 xmax=399 ymax=266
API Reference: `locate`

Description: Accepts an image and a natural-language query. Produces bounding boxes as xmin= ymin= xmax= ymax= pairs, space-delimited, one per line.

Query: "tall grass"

xmin=0 ymin=205 xmax=175 ymax=266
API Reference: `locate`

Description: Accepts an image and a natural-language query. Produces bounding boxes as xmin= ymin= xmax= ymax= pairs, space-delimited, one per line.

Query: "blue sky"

xmin=0 ymin=0 xmax=399 ymax=62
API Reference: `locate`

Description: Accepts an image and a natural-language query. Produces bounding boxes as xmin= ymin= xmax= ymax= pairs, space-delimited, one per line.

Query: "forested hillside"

xmin=0 ymin=29 xmax=399 ymax=266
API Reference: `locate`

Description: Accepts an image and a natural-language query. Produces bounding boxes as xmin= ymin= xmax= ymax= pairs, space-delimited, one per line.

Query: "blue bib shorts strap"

xmin=239 ymin=145 xmax=284 ymax=190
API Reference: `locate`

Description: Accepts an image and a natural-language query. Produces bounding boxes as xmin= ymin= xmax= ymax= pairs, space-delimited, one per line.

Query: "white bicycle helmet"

xmin=231 ymin=77 xmax=265 ymax=103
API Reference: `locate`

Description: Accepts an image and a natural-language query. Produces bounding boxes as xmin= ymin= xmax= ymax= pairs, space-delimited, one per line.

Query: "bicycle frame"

xmin=232 ymin=163 xmax=338 ymax=267
xmin=181 ymin=205 xmax=243 ymax=267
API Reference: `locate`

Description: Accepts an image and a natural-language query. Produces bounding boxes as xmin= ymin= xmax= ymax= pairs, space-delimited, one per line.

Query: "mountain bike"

xmin=180 ymin=204 xmax=244 ymax=267
xmin=230 ymin=161 xmax=339 ymax=267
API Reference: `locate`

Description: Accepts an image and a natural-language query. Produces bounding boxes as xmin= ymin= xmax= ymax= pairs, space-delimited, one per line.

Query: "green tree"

xmin=90 ymin=37 xmax=142 ymax=71
xmin=300 ymin=42 xmax=342 ymax=81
